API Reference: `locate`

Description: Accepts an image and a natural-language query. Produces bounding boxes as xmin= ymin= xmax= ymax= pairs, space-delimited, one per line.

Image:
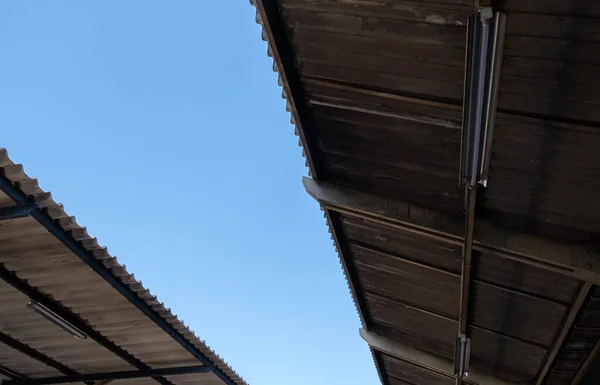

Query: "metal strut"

xmin=455 ymin=5 xmax=505 ymax=384
xmin=455 ymin=186 xmax=477 ymax=384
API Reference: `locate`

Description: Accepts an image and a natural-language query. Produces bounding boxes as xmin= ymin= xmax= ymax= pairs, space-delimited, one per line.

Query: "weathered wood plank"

xmin=505 ymin=36 xmax=600 ymax=64
xmin=293 ymin=41 xmax=600 ymax=106
xmin=306 ymin=80 xmax=463 ymax=120
xmin=294 ymin=44 xmax=464 ymax=84
xmin=319 ymin=139 xmax=458 ymax=179
xmin=322 ymin=142 xmax=600 ymax=228
xmin=502 ymin=56 xmax=600 ymax=86
xmin=288 ymin=28 xmax=466 ymax=66
xmin=303 ymin=177 xmax=600 ymax=283
xmin=471 ymin=282 xmax=566 ymax=347
xmin=503 ymin=0 xmax=600 ymax=18
xmin=342 ymin=216 xmax=463 ymax=273
xmin=313 ymin=105 xmax=460 ymax=141
xmin=305 ymin=76 xmax=600 ymax=134
xmin=475 ymin=253 xmax=579 ymax=305
xmin=497 ymin=92 xmax=600 ymax=123
xmin=506 ymin=13 xmax=600 ymax=42
xmin=279 ymin=0 xmax=471 ymax=26
xmin=481 ymin=195 xmax=600 ymax=233
xmin=316 ymin=117 xmax=460 ymax=154
xmin=500 ymin=78 xmax=600 ymax=105
xmin=283 ymin=8 xmax=466 ymax=47
xmin=300 ymin=62 xmax=463 ymax=100
xmin=354 ymin=249 xmax=460 ymax=318
xmin=469 ymin=327 xmax=546 ymax=382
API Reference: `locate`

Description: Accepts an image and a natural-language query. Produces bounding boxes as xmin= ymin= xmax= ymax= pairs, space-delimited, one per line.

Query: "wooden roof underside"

xmin=251 ymin=0 xmax=600 ymax=384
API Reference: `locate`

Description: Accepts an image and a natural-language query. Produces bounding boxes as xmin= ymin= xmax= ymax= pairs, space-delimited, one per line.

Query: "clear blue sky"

xmin=0 ymin=2 xmax=377 ymax=385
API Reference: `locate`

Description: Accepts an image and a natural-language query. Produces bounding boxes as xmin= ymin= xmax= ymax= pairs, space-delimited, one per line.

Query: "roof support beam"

xmin=0 ymin=265 xmax=174 ymax=385
xmin=0 ymin=203 xmax=38 ymax=221
xmin=360 ymin=328 xmax=517 ymax=385
xmin=0 ymin=331 xmax=79 ymax=377
xmin=0 ymin=174 xmax=238 ymax=385
xmin=303 ymin=177 xmax=600 ymax=283
xmin=5 ymin=365 xmax=213 ymax=385
xmin=535 ymin=282 xmax=593 ymax=385
xmin=304 ymin=77 xmax=600 ymax=134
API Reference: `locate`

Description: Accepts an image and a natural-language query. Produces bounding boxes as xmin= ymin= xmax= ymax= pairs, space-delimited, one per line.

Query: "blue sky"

xmin=0 ymin=2 xmax=377 ymax=385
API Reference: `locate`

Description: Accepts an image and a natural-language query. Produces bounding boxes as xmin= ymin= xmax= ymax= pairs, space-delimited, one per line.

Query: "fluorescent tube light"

xmin=459 ymin=7 xmax=506 ymax=188
xmin=28 ymin=300 xmax=87 ymax=340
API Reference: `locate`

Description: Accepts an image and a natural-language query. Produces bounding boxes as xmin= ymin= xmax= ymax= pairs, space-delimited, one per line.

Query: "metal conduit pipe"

xmin=455 ymin=6 xmax=506 ymax=384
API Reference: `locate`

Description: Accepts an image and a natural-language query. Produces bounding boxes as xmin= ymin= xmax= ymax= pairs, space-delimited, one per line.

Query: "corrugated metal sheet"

xmin=0 ymin=148 xmax=247 ymax=385
xmin=0 ymin=343 xmax=63 ymax=379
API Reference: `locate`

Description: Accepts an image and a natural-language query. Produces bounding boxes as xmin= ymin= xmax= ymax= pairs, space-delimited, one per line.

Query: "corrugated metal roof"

xmin=250 ymin=0 xmax=600 ymax=383
xmin=0 ymin=148 xmax=247 ymax=385
xmin=275 ymin=0 xmax=600 ymax=240
xmin=339 ymin=212 xmax=570 ymax=382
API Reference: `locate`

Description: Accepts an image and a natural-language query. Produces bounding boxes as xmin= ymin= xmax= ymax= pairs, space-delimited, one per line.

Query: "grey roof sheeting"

xmin=0 ymin=148 xmax=247 ymax=385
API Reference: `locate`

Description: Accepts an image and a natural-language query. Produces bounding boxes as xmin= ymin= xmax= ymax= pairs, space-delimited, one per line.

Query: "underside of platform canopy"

xmin=0 ymin=149 xmax=247 ymax=385
xmin=251 ymin=0 xmax=600 ymax=384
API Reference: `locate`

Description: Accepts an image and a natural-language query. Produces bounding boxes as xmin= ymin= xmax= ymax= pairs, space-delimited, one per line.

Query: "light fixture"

xmin=28 ymin=300 xmax=87 ymax=340
xmin=454 ymin=333 xmax=471 ymax=379
xmin=459 ymin=7 xmax=506 ymax=188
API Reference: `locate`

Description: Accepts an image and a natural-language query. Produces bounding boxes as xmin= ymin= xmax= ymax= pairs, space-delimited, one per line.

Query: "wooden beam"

xmin=360 ymin=328 xmax=518 ymax=385
xmin=305 ymin=77 xmax=600 ymax=134
xmin=304 ymin=77 xmax=463 ymax=112
xmin=309 ymin=98 xmax=461 ymax=129
xmin=535 ymin=283 xmax=593 ymax=385
xmin=303 ymin=177 xmax=600 ymax=283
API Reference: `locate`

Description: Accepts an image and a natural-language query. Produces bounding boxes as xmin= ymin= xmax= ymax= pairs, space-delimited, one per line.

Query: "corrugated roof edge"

xmin=249 ymin=0 xmax=314 ymax=178
xmin=248 ymin=1 xmax=387 ymax=384
xmin=0 ymin=148 xmax=248 ymax=385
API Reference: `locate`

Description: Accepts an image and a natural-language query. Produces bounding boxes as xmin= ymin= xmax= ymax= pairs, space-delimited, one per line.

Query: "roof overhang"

xmin=0 ymin=148 xmax=247 ymax=385
xmin=250 ymin=0 xmax=600 ymax=383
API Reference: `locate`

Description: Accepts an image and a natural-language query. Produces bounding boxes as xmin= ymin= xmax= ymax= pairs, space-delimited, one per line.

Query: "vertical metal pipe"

xmin=455 ymin=185 xmax=478 ymax=385
xmin=459 ymin=185 xmax=477 ymax=336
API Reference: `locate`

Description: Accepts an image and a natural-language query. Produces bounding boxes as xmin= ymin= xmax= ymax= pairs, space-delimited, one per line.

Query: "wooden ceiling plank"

xmin=303 ymin=177 xmax=600 ymax=283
